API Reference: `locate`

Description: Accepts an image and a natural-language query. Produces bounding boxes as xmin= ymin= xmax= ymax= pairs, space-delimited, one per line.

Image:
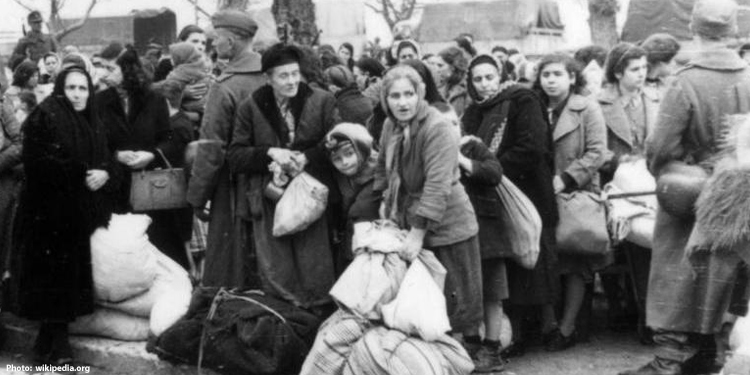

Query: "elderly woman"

xmin=434 ymin=46 xmax=470 ymax=117
xmin=462 ymin=54 xmax=559 ymax=358
xmin=374 ymin=64 xmax=483 ymax=361
xmin=533 ymin=53 xmax=607 ymax=350
xmin=228 ymin=43 xmax=339 ymax=311
xmin=13 ymin=67 xmax=119 ymax=365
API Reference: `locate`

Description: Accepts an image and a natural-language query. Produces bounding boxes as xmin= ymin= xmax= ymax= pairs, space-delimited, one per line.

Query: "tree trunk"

xmin=272 ymin=0 xmax=318 ymax=46
xmin=588 ymin=0 xmax=618 ymax=49
xmin=218 ymin=0 xmax=249 ymax=10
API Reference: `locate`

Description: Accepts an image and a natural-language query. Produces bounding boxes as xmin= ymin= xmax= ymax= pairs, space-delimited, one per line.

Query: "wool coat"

xmin=459 ymin=137 xmax=504 ymax=259
xmin=462 ymin=84 xmax=559 ymax=305
xmin=228 ymin=82 xmax=339 ymax=308
xmin=645 ymin=48 xmax=750 ymax=334
xmin=597 ymin=83 xmax=660 ymax=182
xmin=13 ymin=94 xmax=119 ymax=322
xmin=186 ymin=49 xmax=266 ymax=287
xmin=373 ymin=102 xmax=478 ymax=247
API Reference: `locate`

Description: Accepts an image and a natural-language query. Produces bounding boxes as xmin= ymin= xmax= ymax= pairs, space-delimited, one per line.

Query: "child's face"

xmin=331 ymin=143 xmax=360 ymax=177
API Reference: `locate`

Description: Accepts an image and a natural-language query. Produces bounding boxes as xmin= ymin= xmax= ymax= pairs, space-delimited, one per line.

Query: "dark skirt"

xmin=506 ymin=229 xmax=560 ymax=306
xmin=147 ymin=208 xmax=193 ymax=270
xmin=426 ymin=236 xmax=484 ymax=333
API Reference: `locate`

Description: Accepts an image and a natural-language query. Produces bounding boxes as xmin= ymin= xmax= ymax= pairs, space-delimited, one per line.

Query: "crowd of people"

xmin=0 ymin=0 xmax=749 ymax=374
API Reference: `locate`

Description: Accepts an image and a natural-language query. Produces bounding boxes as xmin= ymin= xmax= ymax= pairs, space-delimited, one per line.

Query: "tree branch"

xmin=12 ymin=0 xmax=33 ymax=12
xmin=364 ymin=1 xmax=381 ymax=13
xmin=54 ymin=0 xmax=98 ymax=43
xmin=184 ymin=0 xmax=211 ymax=18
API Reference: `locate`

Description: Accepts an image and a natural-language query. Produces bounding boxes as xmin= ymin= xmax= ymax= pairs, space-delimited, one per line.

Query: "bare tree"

xmin=365 ymin=0 xmax=417 ymax=31
xmin=184 ymin=0 xmax=211 ymax=18
xmin=12 ymin=0 xmax=100 ymax=44
xmin=588 ymin=0 xmax=619 ymax=48
xmin=272 ymin=0 xmax=318 ymax=46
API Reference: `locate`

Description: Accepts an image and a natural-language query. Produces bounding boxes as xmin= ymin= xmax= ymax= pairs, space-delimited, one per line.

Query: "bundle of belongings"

xmin=604 ymin=158 xmax=657 ymax=249
xmin=300 ymin=220 xmax=475 ymax=375
xmin=147 ymin=287 xmax=322 ymax=375
xmin=70 ymin=214 xmax=192 ymax=340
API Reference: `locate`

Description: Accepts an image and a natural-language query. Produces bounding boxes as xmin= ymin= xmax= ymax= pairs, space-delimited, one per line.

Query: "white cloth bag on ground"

xmin=69 ymin=308 xmax=150 ymax=341
xmin=273 ymin=172 xmax=329 ymax=237
xmin=381 ymin=251 xmax=450 ymax=342
xmin=342 ymin=326 xmax=474 ymax=375
xmin=90 ymin=214 xmax=158 ymax=302
xmin=99 ymin=247 xmax=193 ymax=336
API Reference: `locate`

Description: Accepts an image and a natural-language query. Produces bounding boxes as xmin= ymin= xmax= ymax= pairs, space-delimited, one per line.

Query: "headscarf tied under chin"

xmin=466 ymin=54 xmax=512 ymax=104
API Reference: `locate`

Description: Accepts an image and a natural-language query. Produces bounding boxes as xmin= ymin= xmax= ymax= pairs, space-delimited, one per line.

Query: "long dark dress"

xmin=462 ymin=85 xmax=560 ymax=306
xmin=12 ymin=94 xmax=119 ymax=322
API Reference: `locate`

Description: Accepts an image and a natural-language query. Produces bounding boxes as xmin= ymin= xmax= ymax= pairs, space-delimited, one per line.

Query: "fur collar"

xmin=252 ymin=82 xmax=314 ymax=146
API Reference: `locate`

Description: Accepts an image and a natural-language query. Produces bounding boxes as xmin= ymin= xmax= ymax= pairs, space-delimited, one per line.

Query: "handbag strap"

xmin=483 ymin=101 xmax=512 ymax=155
xmin=155 ymin=148 xmax=173 ymax=170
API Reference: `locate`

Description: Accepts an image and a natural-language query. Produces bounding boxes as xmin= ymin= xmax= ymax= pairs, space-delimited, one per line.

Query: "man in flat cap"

xmin=620 ymin=1 xmax=750 ymax=374
xmin=9 ymin=11 xmax=57 ymax=70
xmin=186 ymin=10 xmax=265 ymax=288
xmin=228 ymin=43 xmax=339 ymax=311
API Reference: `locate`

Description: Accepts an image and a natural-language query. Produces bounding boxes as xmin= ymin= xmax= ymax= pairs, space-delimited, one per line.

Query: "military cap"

xmin=211 ymin=10 xmax=258 ymax=37
xmin=691 ymin=0 xmax=738 ymax=39
xmin=27 ymin=11 xmax=43 ymax=23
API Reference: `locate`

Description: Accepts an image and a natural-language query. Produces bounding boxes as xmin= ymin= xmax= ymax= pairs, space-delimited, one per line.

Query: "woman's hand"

xmin=553 ymin=175 xmax=565 ymax=194
xmin=400 ymin=227 xmax=427 ymax=261
xmin=267 ymin=148 xmax=298 ymax=170
xmin=117 ymin=151 xmax=137 ymax=165
xmin=126 ymin=151 xmax=155 ymax=170
xmin=184 ymin=82 xmax=208 ymax=100
xmin=86 ymin=169 xmax=109 ymax=191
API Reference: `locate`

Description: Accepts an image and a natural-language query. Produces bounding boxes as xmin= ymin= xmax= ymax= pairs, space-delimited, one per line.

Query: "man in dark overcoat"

xmin=186 ymin=10 xmax=265 ymax=287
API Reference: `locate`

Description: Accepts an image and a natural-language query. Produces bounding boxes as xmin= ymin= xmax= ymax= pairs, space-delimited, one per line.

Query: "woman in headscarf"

xmin=374 ymin=64 xmax=484 ymax=365
xmin=462 ymin=54 xmax=559 ymax=357
xmin=12 ymin=66 xmax=120 ymax=365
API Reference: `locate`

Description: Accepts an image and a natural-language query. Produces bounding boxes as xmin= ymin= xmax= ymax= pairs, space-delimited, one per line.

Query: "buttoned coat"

xmin=185 ymin=49 xmax=265 ymax=287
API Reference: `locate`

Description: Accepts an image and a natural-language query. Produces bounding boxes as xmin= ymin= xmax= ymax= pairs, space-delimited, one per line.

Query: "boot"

xmin=618 ymin=357 xmax=682 ymax=375
xmin=32 ymin=323 xmax=53 ymax=363
xmin=48 ymin=323 xmax=73 ymax=366
xmin=462 ymin=335 xmax=482 ymax=360
xmin=473 ymin=342 xmax=506 ymax=373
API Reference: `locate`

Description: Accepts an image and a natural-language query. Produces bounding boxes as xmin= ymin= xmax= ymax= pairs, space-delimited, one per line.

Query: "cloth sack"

xmin=351 ymin=220 xmax=406 ymax=254
xmin=273 ymin=172 xmax=329 ymax=237
xmin=69 ymin=307 xmax=150 ymax=341
xmin=300 ymin=310 xmax=373 ymax=375
xmin=495 ymin=176 xmax=541 ymax=269
xmin=100 ymin=248 xmax=193 ymax=336
xmin=329 ymin=251 xmax=407 ymax=320
xmin=605 ymin=184 xmax=655 ymax=249
xmin=381 ymin=251 xmax=450 ymax=342
xmin=148 ymin=287 xmax=321 ymax=375
xmin=90 ymin=214 xmax=158 ymax=302
xmin=130 ymin=149 xmax=189 ymax=211
xmin=556 ymin=191 xmax=611 ymax=256
xmin=342 ymin=326 xmax=474 ymax=375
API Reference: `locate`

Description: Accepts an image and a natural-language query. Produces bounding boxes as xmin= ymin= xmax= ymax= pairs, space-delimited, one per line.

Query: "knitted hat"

xmin=325 ymin=123 xmax=374 ymax=162
xmin=690 ymin=0 xmax=738 ymax=40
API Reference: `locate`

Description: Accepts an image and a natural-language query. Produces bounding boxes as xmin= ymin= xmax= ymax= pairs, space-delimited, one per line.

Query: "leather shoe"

xmin=618 ymin=358 xmax=682 ymax=375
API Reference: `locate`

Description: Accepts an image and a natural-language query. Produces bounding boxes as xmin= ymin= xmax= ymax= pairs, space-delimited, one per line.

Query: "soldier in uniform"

xmin=9 ymin=11 xmax=57 ymax=69
xmin=186 ymin=10 xmax=266 ymax=288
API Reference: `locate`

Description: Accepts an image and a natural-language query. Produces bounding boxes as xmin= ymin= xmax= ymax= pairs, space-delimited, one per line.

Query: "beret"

xmin=262 ymin=43 xmax=303 ymax=72
xmin=211 ymin=10 xmax=258 ymax=36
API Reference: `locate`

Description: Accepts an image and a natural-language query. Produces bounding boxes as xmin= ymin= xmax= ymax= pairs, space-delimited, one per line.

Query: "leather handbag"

xmin=129 ymin=149 xmax=188 ymax=211
xmin=555 ymin=191 xmax=611 ymax=256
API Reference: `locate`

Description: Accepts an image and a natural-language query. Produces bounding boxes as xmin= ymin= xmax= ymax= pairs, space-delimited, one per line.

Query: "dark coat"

xmin=13 ymin=95 xmax=119 ymax=321
xmin=459 ymin=138 xmax=504 ymax=259
xmin=228 ymin=82 xmax=339 ymax=308
xmin=335 ymin=153 xmax=380 ymax=259
xmin=462 ymin=84 xmax=559 ymax=305
xmin=645 ymin=48 xmax=750 ymax=334
xmin=334 ymin=86 xmax=373 ymax=126
xmin=185 ymin=50 xmax=265 ymax=287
